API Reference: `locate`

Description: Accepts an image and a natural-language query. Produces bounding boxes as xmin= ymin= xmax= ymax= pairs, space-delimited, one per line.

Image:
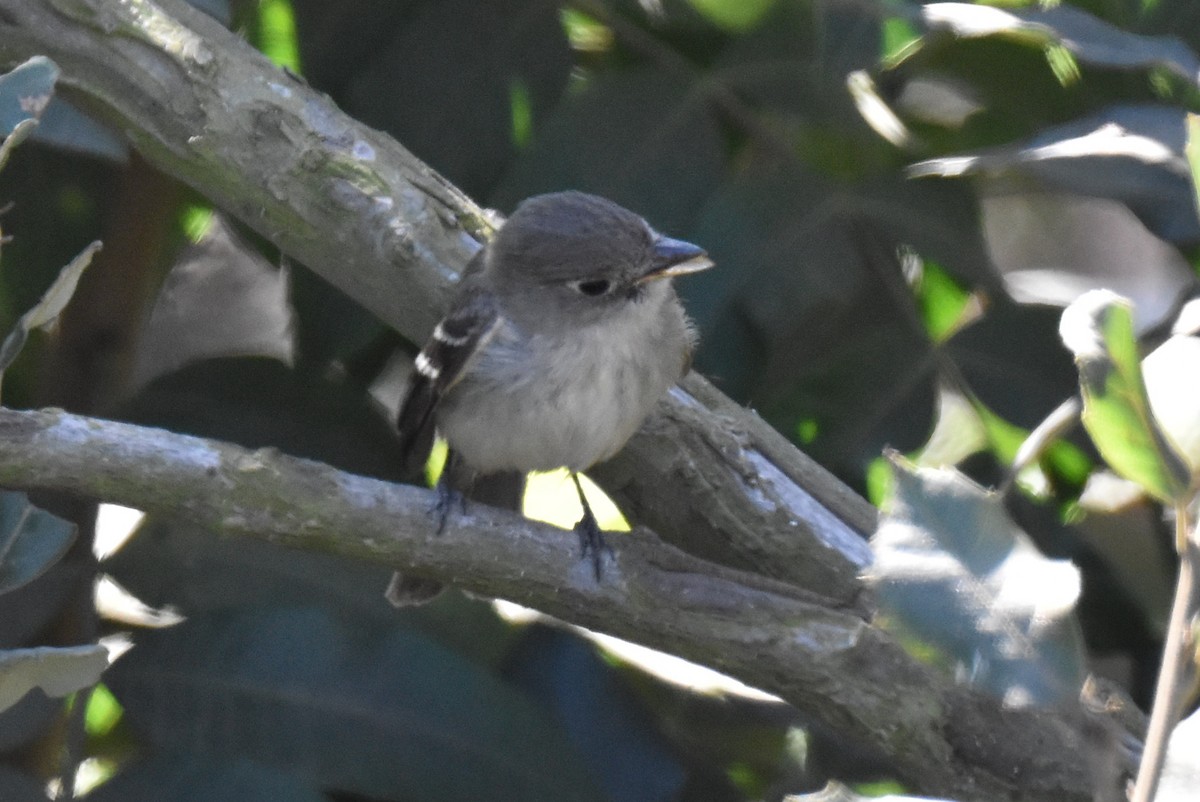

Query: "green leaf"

xmin=913 ymin=257 xmax=972 ymax=342
xmin=254 ymin=0 xmax=301 ymax=73
xmin=1059 ymin=290 xmax=1192 ymax=503
xmin=0 ymin=644 xmax=109 ymax=714
xmin=0 ymin=490 xmax=77 ymax=595
xmin=1188 ymin=111 xmax=1200 ymax=246
xmin=685 ymin=0 xmax=779 ymax=31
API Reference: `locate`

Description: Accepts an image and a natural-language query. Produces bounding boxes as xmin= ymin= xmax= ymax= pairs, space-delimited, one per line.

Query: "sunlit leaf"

xmin=788 ymin=779 xmax=956 ymax=800
xmin=0 ymin=240 xmax=102 ymax=396
xmin=913 ymin=258 xmax=973 ymax=342
xmin=911 ymin=105 xmax=1200 ymax=247
xmin=870 ymin=456 xmax=1086 ymax=705
xmin=255 ymin=0 xmax=301 ymax=72
xmin=920 ymin=3 xmax=1200 ymax=84
xmin=0 ymin=645 xmax=108 ymax=714
xmin=21 ymin=240 xmax=101 ymax=330
xmin=1187 ymin=113 xmax=1200 ymax=215
xmin=85 ymin=683 xmax=124 ymax=737
xmin=131 ymin=217 xmax=292 ymax=392
xmin=1158 ymin=705 xmax=1200 ymax=802
xmin=1060 ymin=290 xmax=1192 ymax=503
xmin=0 ymin=56 xmax=58 ymax=137
xmin=1142 ymin=333 xmax=1200 ymax=471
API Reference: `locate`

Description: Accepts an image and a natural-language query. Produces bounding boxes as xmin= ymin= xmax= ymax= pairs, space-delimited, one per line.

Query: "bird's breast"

xmin=435 ymin=294 xmax=692 ymax=475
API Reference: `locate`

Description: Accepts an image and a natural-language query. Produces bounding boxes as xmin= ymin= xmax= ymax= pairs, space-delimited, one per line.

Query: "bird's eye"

xmin=572 ymin=279 xmax=611 ymax=297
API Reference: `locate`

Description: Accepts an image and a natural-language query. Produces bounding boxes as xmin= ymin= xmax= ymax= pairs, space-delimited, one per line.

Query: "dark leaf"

xmin=1073 ymin=472 xmax=1174 ymax=635
xmin=29 ymin=98 xmax=127 ymax=162
xmin=687 ymin=168 xmax=937 ymax=478
xmin=102 ymin=517 xmax=515 ymax=668
xmin=88 ymin=754 xmax=329 ymax=802
xmin=0 ymin=689 xmax=60 ymax=752
xmin=119 ymin=357 xmax=404 ymax=482
xmin=0 ymin=765 xmax=47 ymax=802
xmin=107 ymin=607 xmax=607 ymax=802
xmin=341 ymin=0 xmax=571 ymax=198
xmin=503 ymin=625 xmax=686 ymax=802
xmin=946 ymin=301 xmax=1083 ymax=431
xmin=491 ymin=68 xmax=723 ymax=234
xmin=0 ymin=491 xmax=77 ymax=596
xmin=971 ymin=189 xmax=1196 ymax=332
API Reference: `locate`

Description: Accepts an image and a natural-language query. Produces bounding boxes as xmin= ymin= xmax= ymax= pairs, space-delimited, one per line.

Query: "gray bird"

xmin=397 ymin=191 xmax=713 ymax=578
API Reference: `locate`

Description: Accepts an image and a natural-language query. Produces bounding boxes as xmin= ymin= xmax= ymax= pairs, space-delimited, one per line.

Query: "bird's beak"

xmin=638 ymin=236 xmax=714 ymax=284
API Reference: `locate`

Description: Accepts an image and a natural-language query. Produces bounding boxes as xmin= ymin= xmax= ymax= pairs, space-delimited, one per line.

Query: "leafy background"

xmin=1 ymin=0 xmax=1198 ymax=799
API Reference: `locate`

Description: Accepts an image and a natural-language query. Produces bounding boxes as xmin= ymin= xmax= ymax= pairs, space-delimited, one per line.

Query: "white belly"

xmin=436 ymin=293 xmax=691 ymax=474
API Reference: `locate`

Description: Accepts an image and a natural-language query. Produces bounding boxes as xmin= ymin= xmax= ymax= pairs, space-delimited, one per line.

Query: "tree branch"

xmin=0 ymin=2 xmax=1125 ymax=799
xmin=0 ymin=407 xmax=1108 ymax=801
xmin=0 ymin=0 xmax=874 ymax=605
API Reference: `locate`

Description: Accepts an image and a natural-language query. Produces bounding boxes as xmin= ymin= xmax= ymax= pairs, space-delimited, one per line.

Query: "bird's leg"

xmin=432 ymin=450 xmax=470 ymax=534
xmin=571 ymin=472 xmax=612 ymax=580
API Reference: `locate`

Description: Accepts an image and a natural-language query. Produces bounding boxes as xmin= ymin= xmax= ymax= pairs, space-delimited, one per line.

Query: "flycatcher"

xmin=397 ymin=191 xmax=713 ymax=578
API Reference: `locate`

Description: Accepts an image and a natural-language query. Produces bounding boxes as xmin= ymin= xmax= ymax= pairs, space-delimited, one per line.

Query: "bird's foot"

xmin=431 ymin=473 xmax=467 ymax=534
xmin=573 ymin=503 xmax=613 ymax=582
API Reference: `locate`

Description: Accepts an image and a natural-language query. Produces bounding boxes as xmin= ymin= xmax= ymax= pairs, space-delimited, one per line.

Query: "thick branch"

xmin=0 ymin=2 xmax=1127 ymax=798
xmin=0 ymin=0 xmax=874 ymax=605
xmin=0 ymin=407 xmax=1107 ymax=801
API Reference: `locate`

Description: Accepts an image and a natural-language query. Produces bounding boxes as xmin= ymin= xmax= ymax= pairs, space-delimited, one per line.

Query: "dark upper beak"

xmin=639 ymin=235 xmax=715 ymax=284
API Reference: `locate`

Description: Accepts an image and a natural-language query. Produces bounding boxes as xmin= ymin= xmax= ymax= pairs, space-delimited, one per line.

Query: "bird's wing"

xmin=396 ymin=280 xmax=501 ymax=473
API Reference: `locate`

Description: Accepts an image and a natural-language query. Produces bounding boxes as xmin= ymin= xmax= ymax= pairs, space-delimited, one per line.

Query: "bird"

xmin=396 ymin=190 xmax=713 ymax=579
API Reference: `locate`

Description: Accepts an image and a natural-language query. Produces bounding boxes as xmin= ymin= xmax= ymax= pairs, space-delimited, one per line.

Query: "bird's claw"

xmin=573 ymin=502 xmax=613 ymax=581
xmin=432 ymin=474 xmax=467 ymax=534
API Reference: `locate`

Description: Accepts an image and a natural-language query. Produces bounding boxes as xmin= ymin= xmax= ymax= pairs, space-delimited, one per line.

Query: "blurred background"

xmin=1 ymin=0 xmax=1198 ymax=798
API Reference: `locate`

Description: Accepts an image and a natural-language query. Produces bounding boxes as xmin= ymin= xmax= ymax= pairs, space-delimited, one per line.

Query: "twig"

xmin=1130 ymin=502 xmax=1199 ymax=802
